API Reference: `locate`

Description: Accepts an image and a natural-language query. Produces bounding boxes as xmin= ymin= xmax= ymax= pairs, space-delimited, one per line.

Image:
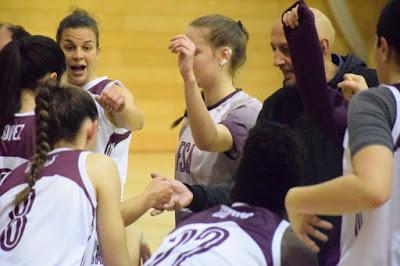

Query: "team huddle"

xmin=0 ymin=0 xmax=400 ymax=265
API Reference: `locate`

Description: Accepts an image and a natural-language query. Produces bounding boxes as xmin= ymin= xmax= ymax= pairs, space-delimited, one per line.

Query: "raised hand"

xmin=168 ymin=34 xmax=196 ymax=81
xmin=338 ymin=73 xmax=368 ymax=101
xmin=282 ymin=4 xmax=300 ymax=29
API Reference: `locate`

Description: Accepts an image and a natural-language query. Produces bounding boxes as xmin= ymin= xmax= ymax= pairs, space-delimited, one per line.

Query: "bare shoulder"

xmin=86 ymin=153 xmax=120 ymax=187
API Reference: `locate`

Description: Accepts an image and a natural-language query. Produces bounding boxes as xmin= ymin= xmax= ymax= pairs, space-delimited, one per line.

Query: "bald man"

xmin=0 ymin=23 xmax=30 ymax=51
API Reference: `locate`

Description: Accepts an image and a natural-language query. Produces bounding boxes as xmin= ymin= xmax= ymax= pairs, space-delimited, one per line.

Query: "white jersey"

xmin=83 ymin=76 xmax=132 ymax=191
xmin=146 ymin=204 xmax=289 ymax=266
xmin=0 ymin=148 xmax=98 ymax=266
xmin=340 ymin=85 xmax=400 ymax=266
xmin=0 ymin=112 xmax=35 ymax=180
xmin=175 ymin=90 xmax=261 ymax=186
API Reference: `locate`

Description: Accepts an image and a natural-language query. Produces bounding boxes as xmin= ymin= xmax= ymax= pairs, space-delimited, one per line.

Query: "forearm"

xmin=107 ymin=103 xmax=144 ymax=131
xmin=121 ymin=193 xmax=150 ymax=226
xmin=286 ymin=174 xmax=386 ymax=215
xmin=183 ymin=77 xmax=219 ymax=151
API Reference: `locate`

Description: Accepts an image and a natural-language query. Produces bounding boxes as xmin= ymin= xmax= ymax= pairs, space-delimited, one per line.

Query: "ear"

xmin=86 ymin=120 xmax=98 ymax=151
xmin=320 ymin=39 xmax=330 ymax=56
xmin=218 ymin=47 xmax=232 ymax=66
xmin=378 ymin=36 xmax=391 ymax=62
xmin=49 ymin=72 xmax=58 ymax=80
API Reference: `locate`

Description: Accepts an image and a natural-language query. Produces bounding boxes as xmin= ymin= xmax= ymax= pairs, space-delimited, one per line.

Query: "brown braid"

xmin=170 ymin=91 xmax=205 ymax=129
xmin=14 ymin=84 xmax=52 ymax=206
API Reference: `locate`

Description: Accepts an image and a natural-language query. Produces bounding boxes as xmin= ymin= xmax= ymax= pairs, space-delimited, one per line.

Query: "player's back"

xmin=146 ymin=204 xmax=288 ymax=266
xmin=0 ymin=112 xmax=35 ymax=180
xmin=0 ymin=148 xmax=97 ymax=266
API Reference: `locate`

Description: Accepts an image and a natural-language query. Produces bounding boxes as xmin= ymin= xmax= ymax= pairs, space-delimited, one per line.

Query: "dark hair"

xmin=14 ymin=81 xmax=98 ymax=205
xmin=377 ymin=0 xmax=400 ymax=61
xmin=56 ymin=9 xmax=99 ymax=48
xmin=0 ymin=35 xmax=66 ymax=134
xmin=0 ymin=23 xmax=31 ymax=41
xmin=230 ymin=121 xmax=303 ymax=218
xmin=190 ymin=15 xmax=249 ymax=76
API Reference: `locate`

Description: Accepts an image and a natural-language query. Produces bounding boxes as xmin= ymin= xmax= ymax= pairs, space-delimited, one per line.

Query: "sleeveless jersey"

xmin=83 ymin=76 xmax=132 ymax=191
xmin=0 ymin=112 xmax=35 ymax=180
xmin=146 ymin=204 xmax=289 ymax=266
xmin=340 ymin=85 xmax=400 ymax=266
xmin=174 ymin=90 xmax=261 ymax=222
xmin=0 ymin=148 xmax=98 ymax=266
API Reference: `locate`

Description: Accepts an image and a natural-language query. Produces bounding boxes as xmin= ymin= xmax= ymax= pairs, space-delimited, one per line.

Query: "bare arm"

xmin=285 ymin=145 xmax=393 ymax=250
xmin=87 ymin=153 xmax=131 ymax=266
xmin=120 ymin=177 xmax=174 ymax=226
xmin=169 ymin=34 xmax=233 ymax=152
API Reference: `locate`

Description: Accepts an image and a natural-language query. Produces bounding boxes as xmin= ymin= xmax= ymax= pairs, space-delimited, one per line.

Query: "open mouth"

xmin=70 ymin=65 xmax=86 ymax=73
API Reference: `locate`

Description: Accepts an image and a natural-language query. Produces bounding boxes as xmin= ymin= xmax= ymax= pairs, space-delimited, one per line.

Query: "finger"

xmin=173 ymin=46 xmax=191 ymax=56
xmin=170 ymin=34 xmax=186 ymax=42
xmin=293 ymin=5 xmax=299 ymax=23
xmin=305 ymin=225 xmax=328 ymax=242
xmin=282 ymin=13 xmax=289 ymax=27
xmin=301 ymin=234 xmax=320 ymax=253
xmin=310 ymin=216 xmax=333 ymax=230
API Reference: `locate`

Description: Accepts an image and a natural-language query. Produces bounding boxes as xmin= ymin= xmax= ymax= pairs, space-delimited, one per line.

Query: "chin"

xmin=283 ymin=78 xmax=297 ymax=87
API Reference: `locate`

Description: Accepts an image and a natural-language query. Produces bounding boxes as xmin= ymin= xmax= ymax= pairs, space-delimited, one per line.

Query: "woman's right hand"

xmin=169 ymin=34 xmax=197 ymax=82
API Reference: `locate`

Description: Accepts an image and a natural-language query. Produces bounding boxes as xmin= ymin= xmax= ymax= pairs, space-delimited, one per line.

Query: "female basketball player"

xmin=56 ymin=9 xmax=144 ymax=189
xmin=169 ymin=15 xmax=262 ymax=223
xmin=283 ymin=1 xmax=400 ymax=264
xmin=0 ymin=81 xmax=134 ymax=265
xmin=0 ymin=35 xmax=65 ymax=179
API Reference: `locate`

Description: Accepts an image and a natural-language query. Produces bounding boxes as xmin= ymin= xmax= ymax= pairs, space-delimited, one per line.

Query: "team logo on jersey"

xmin=176 ymin=142 xmax=195 ymax=174
xmin=212 ymin=205 xmax=254 ymax=220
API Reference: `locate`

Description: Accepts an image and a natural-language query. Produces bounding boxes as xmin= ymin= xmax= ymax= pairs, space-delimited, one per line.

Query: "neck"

xmin=203 ymin=76 xmax=236 ymax=106
xmin=19 ymin=89 xmax=36 ymax=113
xmin=53 ymin=129 xmax=88 ymax=150
xmin=325 ymin=55 xmax=338 ymax=82
xmin=385 ymin=71 xmax=400 ymax=85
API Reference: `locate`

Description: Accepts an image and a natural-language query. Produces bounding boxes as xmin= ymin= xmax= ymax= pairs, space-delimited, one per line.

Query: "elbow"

xmin=195 ymin=139 xmax=213 ymax=151
xmin=362 ymin=187 xmax=391 ymax=209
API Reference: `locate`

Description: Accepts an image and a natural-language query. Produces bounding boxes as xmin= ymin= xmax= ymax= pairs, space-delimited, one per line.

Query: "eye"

xmin=83 ymin=45 xmax=93 ymax=51
xmin=281 ymin=47 xmax=290 ymax=55
xmin=194 ymin=49 xmax=200 ymax=56
xmin=63 ymin=45 xmax=74 ymax=52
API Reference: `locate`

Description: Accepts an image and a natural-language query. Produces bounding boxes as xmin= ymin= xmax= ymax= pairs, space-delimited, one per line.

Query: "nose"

xmin=72 ymin=47 xmax=84 ymax=60
xmin=273 ymin=50 xmax=285 ymax=67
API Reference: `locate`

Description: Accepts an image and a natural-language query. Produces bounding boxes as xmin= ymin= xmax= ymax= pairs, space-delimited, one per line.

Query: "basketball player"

xmin=56 ymin=9 xmax=144 ymax=189
xmin=0 ymin=35 xmax=65 ymax=180
xmin=0 ymin=81 xmax=134 ymax=265
xmin=169 ymin=15 xmax=261 ymax=223
xmin=283 ymin=1 xmax=400 ymax=264
xmin=146 ymin=121 xmax=331 ymax=266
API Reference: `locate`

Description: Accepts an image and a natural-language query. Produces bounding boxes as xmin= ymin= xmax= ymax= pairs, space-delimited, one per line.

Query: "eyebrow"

xmin=62 ymin=39 xmax=95 ymax=45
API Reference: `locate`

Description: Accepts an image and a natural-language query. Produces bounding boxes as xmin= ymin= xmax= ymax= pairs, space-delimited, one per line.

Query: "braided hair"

xmin=14 ymin=81 xmax=98 ymax=205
